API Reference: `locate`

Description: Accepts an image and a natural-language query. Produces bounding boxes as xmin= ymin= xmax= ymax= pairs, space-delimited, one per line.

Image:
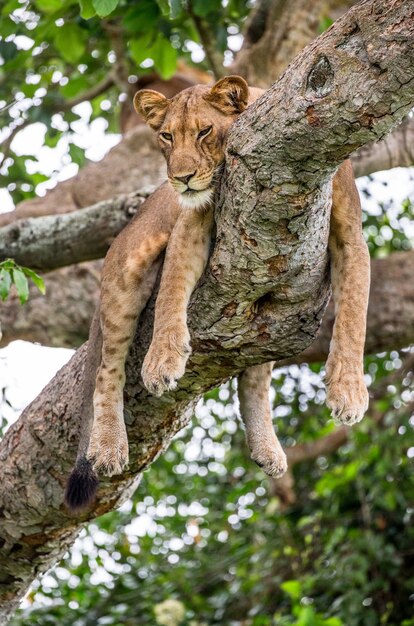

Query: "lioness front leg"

xmin=238 ymin=362 xmax=287 ymax=477
xmin=88 ymin=237 xmax=167 ymax=476
xmin=325 ymin=161 xmax=370 ymax=425
xmin=142 ymin=207 xmax=214 ymax=396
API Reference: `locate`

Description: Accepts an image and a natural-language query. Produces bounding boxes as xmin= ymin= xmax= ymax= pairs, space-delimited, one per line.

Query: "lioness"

xmin=65 ymin=76 xmax=370 ymax=511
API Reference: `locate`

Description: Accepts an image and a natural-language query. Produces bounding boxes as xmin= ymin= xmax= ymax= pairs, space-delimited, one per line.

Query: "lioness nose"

xmin=175 ymin=172 xmax=195 ymax=185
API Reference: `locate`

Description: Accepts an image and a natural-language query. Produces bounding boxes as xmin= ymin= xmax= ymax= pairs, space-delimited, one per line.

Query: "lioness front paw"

xmin=251 ymin=445 xmax=288 ymax=478
xmin=87 ymin=420 xmax=129 ymax=476
xmin=142 ymin=326 xmax=191 ymax=397
xmin=325 ymin=359 xmax=369 ymax=426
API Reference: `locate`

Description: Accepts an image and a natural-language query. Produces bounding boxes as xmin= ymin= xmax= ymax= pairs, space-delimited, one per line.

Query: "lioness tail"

xmin=64 ymin=457 xmax=98 ymax=511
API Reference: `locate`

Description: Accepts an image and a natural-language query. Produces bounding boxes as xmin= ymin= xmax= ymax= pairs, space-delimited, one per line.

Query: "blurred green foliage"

xmin=0 ymin=0 xmax=250 ymax=204
xmin=8 ymin=350 xmax=414 ymax=625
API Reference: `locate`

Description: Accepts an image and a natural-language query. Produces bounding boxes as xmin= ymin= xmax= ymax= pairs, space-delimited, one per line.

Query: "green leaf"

xmin=22 ymin=268 xmax=46 ymax=295
xmin=128 ymin=33 xmax=155 ymax=66
xmin=280 ymin=580 xmax=301 ymax=601
xmin=152 ymin=34 xmax=177 ymax=80
xmin=2 ymin=0 xmax=21 ymax=16
xmin=319 ymin=15 xmax=334 ymax=33
xmin=60 ymin=75 xmax=89 ymax=98
xmin=44 ymin=129 xmax=63 ymax=148
xmin=295 ymin=606 xmax=316 ymax=626
xmin=92 ymin=0 xmax=120 ymax=18
xmin=69 ymin=142 xmax=86 ymax=166
xmin=0 ymin=40 xmax=18 ymax=63
xmin=34 ymin=0 xmax=63 ymax=13
xmin=54 ymin=23 xmax=87 ymax=63
xmin=155 ymin=0 xmax=169 ymax=16
xmin=12 ymin=269 xmax=29 ymax=304
xmin=0 ymin=269 xmax=12 ymax=301
xmin=192 ymin=0 xmax=221 ymax=17
xmin=123 ymin=1 xmax=161 ymax=34
xmin=79 ymin=0 xmax=96 ymax=18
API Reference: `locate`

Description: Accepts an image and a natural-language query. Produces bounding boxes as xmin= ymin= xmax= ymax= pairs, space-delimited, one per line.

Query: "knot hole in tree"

xmin=306 ymin=56 xmax=334 ymax=97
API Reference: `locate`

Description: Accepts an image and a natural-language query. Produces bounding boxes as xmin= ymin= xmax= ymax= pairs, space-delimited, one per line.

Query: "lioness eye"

xmin=198 ymin=126 xmax=212 ymax=139
xmin=160 ymin=132 xmax=172 ymax=141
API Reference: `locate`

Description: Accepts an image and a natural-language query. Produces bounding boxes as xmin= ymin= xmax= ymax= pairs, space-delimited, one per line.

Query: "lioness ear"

xmin=133 ymin=89 xmax=168 ymax=130
xmin=206 ymin=75 xmax=248 ymax=114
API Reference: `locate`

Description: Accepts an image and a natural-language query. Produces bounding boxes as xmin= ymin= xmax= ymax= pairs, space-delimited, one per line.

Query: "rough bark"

xmin=2 ymin=250 xmax=413 ymax=356
xmin=283 ymin=250 xmax=414 ymax=366
xmin=232 ymin=0 xmax=359 ymax=87
xmin=352 ymin=115 xmax=414 ymax=177
xmin=0 ymin=0 xmax=412 ymax=352
xmin=2 ymin=131 xmax=411 ymax=275
xmin=0 ymin=0 xmax=413 ymax=620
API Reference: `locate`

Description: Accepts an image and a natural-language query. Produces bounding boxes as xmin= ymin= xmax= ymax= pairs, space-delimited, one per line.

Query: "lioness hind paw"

xmin=251 ymin=448 xmax=288 ymax=479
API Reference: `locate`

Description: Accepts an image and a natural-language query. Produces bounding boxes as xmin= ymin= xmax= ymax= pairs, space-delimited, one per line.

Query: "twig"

xmin=62 ymin=73 xmax=115 ymax=110
xmin=188 ymin=4 xmax=225 ymax=79
xmin=0 ymin=120 xmax=30 ymax=168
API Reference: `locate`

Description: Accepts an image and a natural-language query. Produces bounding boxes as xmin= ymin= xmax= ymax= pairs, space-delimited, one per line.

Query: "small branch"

xmin=188 ymin=5 xmax=225 ymax=79
xmin=352 ymin=115 xmax=414 ymax=177
xmin=0 ymin=120 xmax=30 ymax=168
xmin=0 ymin=75 xmax=114 ymax=168
xmin=62 ymin=73 xmax=115 ymax=111
xmin=241 ymin=0 xmax=273 ymax=47
xmin=0 ymin=188 xmax=153 ymax=272
xmin=103 ymin=21 xmax=132 ymax=94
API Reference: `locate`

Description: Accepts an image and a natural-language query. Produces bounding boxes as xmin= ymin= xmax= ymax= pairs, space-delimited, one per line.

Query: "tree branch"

xmin=61 ymin=73 xmax=115 ymax=111
xmin=0 ymin=120 xmax=30 ymax=168
xmin=1 ymin=250 xmax=413 ymax=356
xmin=1 ymin=0 xmax=414 ymax=620
xmin=352 ymin=115 xmax=414 ymax=177
xmin=188 ymin=7 xmax=225 ymax=79
xmin=0 ymin=125 xmax=164 ymax=228
xmin=0 ymin=188 xmax=152 ymax=272
xmin=232 ymin=0 xmax=360 ymax=86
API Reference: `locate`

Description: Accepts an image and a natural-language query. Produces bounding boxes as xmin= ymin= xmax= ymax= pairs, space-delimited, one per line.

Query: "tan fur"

xmin=87 ymin=76 xmax=370 ymax=479
xmin=86 ymin=183 xmax=180 ymax=474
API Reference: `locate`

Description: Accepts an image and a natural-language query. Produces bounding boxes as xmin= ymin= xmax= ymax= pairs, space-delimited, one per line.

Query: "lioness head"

xmin=134 ymin=76 xmax=248 ymax=210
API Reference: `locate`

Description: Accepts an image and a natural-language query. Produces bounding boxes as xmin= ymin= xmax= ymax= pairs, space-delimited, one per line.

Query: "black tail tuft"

xmin=64 ymin=457 xmax=99 ymax=512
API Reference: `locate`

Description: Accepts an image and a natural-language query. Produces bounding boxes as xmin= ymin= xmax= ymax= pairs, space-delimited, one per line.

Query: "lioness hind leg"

xmin=326 ymin=161 xmax=370 ymax=425
xmin=88 ymin=243 xmax=165 ymax=476
xmin=238 ymin=362 xmax=287 ymax=478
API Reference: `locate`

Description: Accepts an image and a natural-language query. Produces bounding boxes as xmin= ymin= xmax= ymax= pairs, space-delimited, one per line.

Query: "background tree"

xmin=0 ymin=0 xmax=413 ymax=624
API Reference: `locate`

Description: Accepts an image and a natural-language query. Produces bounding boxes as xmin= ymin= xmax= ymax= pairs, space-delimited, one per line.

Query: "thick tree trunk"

xmin=1 ymin=1 xmax=413 ymax=349
xmin=2 ymin=251 xmax=413 ymax=357
xmin=232 ymin=0 xmax=359 ymax=86
xmin=1 ymin=0 xmax=414 ymax=620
